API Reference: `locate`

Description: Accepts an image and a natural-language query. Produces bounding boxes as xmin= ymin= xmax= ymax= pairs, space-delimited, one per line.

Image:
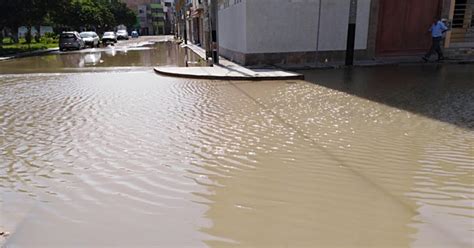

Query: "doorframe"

xmin=445 ymin=0 xmax=456 ymax=47
xmin=371 ymin=0 xmax=444 ymax=57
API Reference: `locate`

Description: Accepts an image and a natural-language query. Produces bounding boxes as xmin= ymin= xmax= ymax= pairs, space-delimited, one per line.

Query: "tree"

xmin=0 ymin=0 xmax=70 ymax=44
xmin=110 ymin=0 xmax=137 ymax=29
xmin=0 ymin=0 xmax=28 ymax=43
xmin=0 ymin=0 xmax=137 ymax=43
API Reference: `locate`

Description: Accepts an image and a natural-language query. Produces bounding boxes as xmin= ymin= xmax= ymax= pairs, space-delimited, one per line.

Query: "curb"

xmin=271 ymin=58 xmax=474 ymax=70
xmin=0 ymin=48 xmax=58 ymax=61
xmin=153 ymin=67 xmax=305 ymax=81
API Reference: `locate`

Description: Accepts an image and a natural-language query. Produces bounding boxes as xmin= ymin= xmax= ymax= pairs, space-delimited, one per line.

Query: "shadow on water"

xmin=299 ymin=64 xmax=474 ymax=130
xmin=0 ymin=42 xmax=204 ymax=74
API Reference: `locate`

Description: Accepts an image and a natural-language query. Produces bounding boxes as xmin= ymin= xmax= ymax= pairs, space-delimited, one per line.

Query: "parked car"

xmin=116 ymin=30 xmax=129 ymax=40
xmin=131 ymin=30 xmax=139 ymax=38
xmin=59 ymin=31 xmax=85 ymax=51
xmin=101 ymin=32 xmax=117 ymax=45
xmin=79 ymin=31 xmax=100 ymax=48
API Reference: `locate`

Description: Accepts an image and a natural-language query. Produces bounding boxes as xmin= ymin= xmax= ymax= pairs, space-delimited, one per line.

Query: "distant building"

xmin=163 ymin=0 xmax=175 ymax=34
xmin=121 ymin=0 xmax=175 ymax=35
xmin=184 ymin=0 xmax=202 ymax=45
xmin=18 ymin=26 xmax=54 ymax=37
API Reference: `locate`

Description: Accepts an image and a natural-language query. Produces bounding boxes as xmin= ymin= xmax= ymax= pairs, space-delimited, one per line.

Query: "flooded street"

xmin=1 ymin=39 xmax=473 ymax=247
xmin=0 ymin=38 xmax=202 ymax=74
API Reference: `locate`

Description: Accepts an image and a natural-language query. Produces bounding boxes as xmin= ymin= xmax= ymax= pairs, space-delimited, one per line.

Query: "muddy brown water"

xmin=0 ymin=42 xmax=203 ymax=74
xmin=0 ymin=45 xmax=473 ymax=247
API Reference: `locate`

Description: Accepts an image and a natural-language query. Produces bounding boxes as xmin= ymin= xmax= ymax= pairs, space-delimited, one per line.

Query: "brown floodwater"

xmin=0 ymin=50 xmax=473 ymax=247
xmin=0 ymin=41 xmax=203 ymax=74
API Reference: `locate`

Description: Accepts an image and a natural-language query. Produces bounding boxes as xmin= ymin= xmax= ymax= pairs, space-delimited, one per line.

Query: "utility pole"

xmin=210 ymin=0 xmax=219 ymax=64
xmin=183 ymin=5 xmax=188 ymax=44
xmin=203 ymin=0 xmax=212 ymax=63
xmin=345 ymin=0 xmax=357 ymax=66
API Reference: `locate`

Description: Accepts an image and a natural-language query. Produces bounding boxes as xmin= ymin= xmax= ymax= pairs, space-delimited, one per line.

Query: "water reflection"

xmin=104 ymin=48 xmax=117 ymax=57
xmin=83 ymin=52 xmax=102 ymax=66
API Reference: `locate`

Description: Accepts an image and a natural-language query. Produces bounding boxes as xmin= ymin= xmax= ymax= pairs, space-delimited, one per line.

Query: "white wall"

xmin=316 ymin=0 xmax=370 ymax=51
xmin=355 ymin=0 xmax=371 ymax=50
xmin=246 ymin=0 xmax=320 ymax=53
xmin=218 ymin=0 xmax=371 ymax=54
xmin=218 ymin=1 xmax=247 ymax=53
xmin=317 ymin=0 xmax=350 ymax=51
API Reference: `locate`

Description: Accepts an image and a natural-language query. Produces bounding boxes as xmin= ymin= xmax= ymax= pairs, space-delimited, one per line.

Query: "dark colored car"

xmin=59 ymin=31 xmax=85 ymax=51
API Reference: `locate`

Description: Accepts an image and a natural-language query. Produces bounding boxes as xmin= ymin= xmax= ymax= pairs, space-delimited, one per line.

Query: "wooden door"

xmin=376 ymin=0 xmax=442 ymax=56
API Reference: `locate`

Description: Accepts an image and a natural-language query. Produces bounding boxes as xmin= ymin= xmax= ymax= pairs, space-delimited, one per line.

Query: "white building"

xmin=218 ymin=0 xmax=474 ymax=66
xmin=218 ymin=0 xmax=371 ymax=65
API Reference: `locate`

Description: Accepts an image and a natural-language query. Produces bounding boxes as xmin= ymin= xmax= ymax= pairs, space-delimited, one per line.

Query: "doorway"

xmin=376 ymin=0 xmax=442 ymax=56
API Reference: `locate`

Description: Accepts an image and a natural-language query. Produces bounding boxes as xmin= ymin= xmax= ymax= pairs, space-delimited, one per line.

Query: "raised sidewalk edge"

xmin=0 ymin=48 xmax=59 ymax=61
xmin=153 ymin=67 xmax=305 ymax=81
xmin=154 ymin=42 xmax=305 ymax=81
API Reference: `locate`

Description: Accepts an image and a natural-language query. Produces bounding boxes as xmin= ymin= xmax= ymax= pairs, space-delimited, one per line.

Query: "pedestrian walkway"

xmin=154 ymin=42 xmax=304 ymax=81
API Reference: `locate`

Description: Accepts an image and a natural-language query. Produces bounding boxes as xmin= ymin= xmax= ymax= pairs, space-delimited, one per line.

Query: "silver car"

xmin=116 ymin=30 xmax=129 ymax=40
xmin=102 ymin=32 xmax=117 ymax=45
xmin=79 ymin=31 xmax=100 ymax=48
xmin=59 ymin=31 xmax=85 ymax=51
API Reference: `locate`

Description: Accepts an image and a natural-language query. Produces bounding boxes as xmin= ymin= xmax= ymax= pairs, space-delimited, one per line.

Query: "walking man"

xmin=423 ymin=18 xmax=449 ymax=62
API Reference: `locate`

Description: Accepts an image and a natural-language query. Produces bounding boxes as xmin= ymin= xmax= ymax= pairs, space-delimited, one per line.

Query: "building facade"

xmin=217 ymin=0 xmax=473 ymax=66
xmin=122 ymin=0 xmax=175 ymax=35
xmin=163 ymin=0 xmax=176 ymax=34
xmin=190 ymin=0 xmax=204 ymax=45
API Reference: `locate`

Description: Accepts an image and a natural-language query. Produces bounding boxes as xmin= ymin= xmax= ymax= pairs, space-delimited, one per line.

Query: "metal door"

xmin=376 ymin=0 xmax=442 ymax=56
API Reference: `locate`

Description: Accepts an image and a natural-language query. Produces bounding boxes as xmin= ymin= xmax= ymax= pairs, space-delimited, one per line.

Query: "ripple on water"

xmin=0 ymin=70 xmax=473 ymax=247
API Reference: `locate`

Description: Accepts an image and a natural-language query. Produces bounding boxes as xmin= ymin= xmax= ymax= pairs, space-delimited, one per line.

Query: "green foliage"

xmin=0 ymin=38 xmax=59 ymax=56
xmin=53 ymin=0 xmax=137 ymax=31
xmin=1 ymin=0 xmax=137 ymax=34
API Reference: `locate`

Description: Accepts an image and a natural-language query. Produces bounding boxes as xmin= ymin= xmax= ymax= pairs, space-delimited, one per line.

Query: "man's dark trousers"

xmin=424 ymin=37 xmax=444 ymax=60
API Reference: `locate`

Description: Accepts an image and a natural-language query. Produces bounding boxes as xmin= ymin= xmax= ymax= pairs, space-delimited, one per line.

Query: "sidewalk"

xmin=276 ymin=56 xmax=474 ymax=70
xmin=0 ymin=47 xmax=58 ymax=61
xmin=154 ymin=42 xmax=304 ymax=81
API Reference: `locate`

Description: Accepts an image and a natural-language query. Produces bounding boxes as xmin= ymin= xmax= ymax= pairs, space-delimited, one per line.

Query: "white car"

xmin=102 ymin=32 xmax=117 ymax=45
xmin=79 ymin=31 xmax=100 ymax=48
xmin=116 ymin=30 xmax=129 ymax=40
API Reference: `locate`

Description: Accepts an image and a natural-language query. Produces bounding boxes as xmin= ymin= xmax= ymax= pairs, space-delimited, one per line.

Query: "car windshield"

xmin=80 ymin=32 xmax=93 ymax=38
xmin=60 ymin=33 xmax=75 ymax=38
xmin=117 ymin=30 xmax=126 ymax=34
xmin=104 ymin=32 xmax=114 ymax=36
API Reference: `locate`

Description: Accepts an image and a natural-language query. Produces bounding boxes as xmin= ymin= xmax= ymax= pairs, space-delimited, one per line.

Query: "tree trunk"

xmin=12 ymin=27 xmax=19 ymax=43
xmin=0 ymin=27 xmax=4 ymax=47
xmin=34 ymin=25 xmax=41 ymax=43
xmin=25 ymin=26 xmax=33 ymax=44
